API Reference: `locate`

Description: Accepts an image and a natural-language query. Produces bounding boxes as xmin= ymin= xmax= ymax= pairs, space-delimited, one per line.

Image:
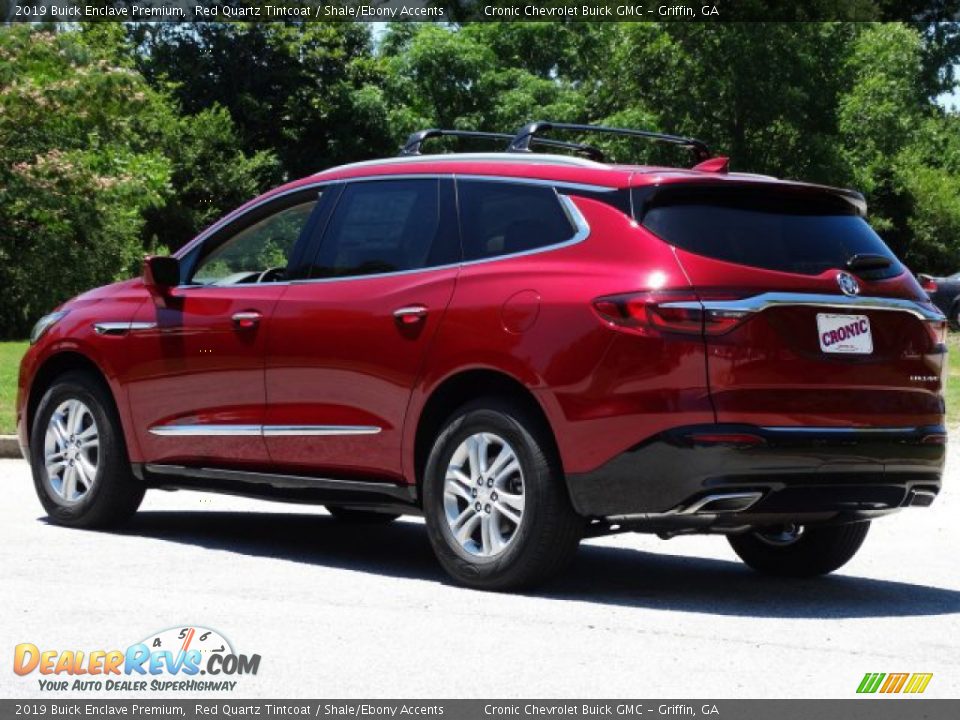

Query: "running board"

xmin=141 ymin=463 xmax=417 ymax=503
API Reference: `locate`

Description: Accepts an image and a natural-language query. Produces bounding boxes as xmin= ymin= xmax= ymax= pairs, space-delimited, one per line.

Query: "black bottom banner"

xmin=2 ymin=700 xmax=960 ymax=720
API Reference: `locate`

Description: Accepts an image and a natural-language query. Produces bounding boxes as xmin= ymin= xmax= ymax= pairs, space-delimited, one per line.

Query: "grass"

xmin=945 ymin=332 xmax=960 ymax=428
xmin=0 ymin=334 xmax=957 ymax=436
xmin=0 ymin=341 xmax=28 ymax=435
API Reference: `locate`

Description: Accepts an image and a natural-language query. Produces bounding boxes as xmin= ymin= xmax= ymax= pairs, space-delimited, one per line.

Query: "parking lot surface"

xmin=1 ymin=446 xmax=957 ymax=699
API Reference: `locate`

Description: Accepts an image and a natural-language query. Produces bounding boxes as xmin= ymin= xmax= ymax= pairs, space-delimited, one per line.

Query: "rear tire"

xmin=325 ymin=506 xmax=399 ymax=524
xmin=422 ymin=398 xmax=583 ymax=591
xmin=30 ymin=371 xmax=144 ymax=529
xmin=728 ymin=521 xmax=870 ymax=577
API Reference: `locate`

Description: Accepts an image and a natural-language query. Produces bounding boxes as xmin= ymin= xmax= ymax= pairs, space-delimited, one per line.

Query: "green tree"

xmin=839 ymin=23 xmax=960 ymax=271
xmin=141 ymin=105 xmax=279 ymax=253
xmin=3 ymin=18 xmax=960 ymax=342
xmin=377 ymin=23 xmax=585 ymax=152
xmin=0 ymin=26 xmax=171 ymax=338
xmin=130 ymin=23 xmax=392 ymax=178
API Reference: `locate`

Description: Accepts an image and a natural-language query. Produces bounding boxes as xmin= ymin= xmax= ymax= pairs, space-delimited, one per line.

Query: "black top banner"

xmin=3 ymin=0 xmax=960 ymax=23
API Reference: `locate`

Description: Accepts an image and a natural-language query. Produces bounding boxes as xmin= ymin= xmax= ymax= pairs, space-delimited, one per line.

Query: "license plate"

xmin=817 ymin=313 xmax=873 ymax=354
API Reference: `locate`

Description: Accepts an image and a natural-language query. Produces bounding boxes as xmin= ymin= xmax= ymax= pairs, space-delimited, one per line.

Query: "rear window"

xmin=637 ymin=186 xmax=903 ymax=279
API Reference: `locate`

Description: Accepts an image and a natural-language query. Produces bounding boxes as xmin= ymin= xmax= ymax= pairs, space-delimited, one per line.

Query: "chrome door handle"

xmin=232 ymin=311 xmax=262 ymax=329
xmin=393 ymin=305 xmax=428 ymax=324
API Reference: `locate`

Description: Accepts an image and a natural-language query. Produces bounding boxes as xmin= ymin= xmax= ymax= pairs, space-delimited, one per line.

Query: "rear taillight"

xmin=593 ymin=291 xmax=749 ymax=336
xmin=919 ymin=275 xmax=938 ymax=293
xmin=926 ymin=318 xmax=948 ymax=347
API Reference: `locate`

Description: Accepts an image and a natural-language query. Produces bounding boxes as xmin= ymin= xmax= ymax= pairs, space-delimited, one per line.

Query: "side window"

xmin=457 ymin=181 xmax=577 ymax=261
xmin=311 ymin=179 xmax=456 ymax=279
xmin=191 ymin=199 xmax=318 ymax=285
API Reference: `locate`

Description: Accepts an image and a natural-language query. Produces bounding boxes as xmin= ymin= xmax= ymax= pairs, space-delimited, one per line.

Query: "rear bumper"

xmin=565 ymin=424 xmax=945 ymax=526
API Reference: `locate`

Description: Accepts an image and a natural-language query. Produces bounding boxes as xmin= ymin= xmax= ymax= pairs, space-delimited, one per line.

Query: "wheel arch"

xmin=411 ymin=368 xmax=561 ymax=495
xmin=26 ymin=350 xmax=132 ymax=458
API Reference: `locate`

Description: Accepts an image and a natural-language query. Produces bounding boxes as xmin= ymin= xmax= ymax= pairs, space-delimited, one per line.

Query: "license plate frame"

xmin=816 ymin=313 xmax=873 ymax=354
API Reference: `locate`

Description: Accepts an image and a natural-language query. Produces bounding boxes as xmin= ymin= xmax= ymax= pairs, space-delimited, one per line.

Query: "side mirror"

xmin=142 ymin=255 xmax=180 ymax=294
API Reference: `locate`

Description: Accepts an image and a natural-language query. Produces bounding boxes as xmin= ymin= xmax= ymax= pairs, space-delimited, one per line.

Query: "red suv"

xmin=17 ymin=123 xmax=947 ymax=590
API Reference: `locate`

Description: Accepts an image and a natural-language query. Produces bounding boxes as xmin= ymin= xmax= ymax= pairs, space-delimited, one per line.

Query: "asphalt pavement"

xmin=1 ymin=444 xmax=957 ymax=699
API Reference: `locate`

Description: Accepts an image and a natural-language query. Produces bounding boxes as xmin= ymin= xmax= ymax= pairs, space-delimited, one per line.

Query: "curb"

xmin=0 ymin=435 xmax=22 ymax=459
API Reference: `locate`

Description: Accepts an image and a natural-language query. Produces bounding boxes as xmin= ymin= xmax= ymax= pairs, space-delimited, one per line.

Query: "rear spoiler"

xmin=631 ymin=180 xmax=868 ymax=219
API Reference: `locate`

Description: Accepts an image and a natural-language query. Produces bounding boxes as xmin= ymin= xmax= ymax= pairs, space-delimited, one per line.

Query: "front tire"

xmin=422 ymin=398 xmax=583 ymax=591
xmin=728 ymin=521 xmax=870 ymax=577
xmin=30 ymin=371 xmax=144 ymax=529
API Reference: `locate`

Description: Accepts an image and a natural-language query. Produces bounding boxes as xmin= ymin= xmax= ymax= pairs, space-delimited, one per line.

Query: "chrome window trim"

xmin=660 ymin=292 xmax=945 ymax=322
xmin=286 ymin=188 xmax=592 ymax=286
xmin=174 ymin=175 xmax=597 ymax=290
xmin=149 ymin=424 xmax=382 ymax=437
xmin=288 ymin=267 xmax=456 ymax=285
xmin=175 ymin=172 xmax=614 ymax=273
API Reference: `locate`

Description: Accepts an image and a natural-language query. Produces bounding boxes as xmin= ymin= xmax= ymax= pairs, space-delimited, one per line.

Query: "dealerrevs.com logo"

xmin=13 ymin=626 xmax=261 ymax=693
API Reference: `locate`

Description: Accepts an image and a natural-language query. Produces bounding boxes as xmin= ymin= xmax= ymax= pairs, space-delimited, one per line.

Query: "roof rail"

xmin=399 ymin=128 xmax=606 ymax=162
xmin=508 ymin=121 xmax=711 ymax=163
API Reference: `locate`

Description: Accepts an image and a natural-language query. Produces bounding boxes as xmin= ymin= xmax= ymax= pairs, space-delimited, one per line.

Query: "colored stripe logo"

xmin=857 ymin=672 xmax=933 ymax=694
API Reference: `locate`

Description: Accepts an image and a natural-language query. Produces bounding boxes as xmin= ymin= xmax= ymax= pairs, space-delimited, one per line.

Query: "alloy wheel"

xmin=43 ymin=399 xmax=99 ymax=505
xmin=443 ymin=432 xmax=525 ymax=557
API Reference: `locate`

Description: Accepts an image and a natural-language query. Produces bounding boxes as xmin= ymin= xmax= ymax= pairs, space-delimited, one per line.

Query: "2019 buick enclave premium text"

xmin=17 ymin=123 xmax=947 ymax=590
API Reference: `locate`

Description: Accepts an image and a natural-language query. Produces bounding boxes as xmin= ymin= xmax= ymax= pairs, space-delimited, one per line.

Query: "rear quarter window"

xmin=457 ymin=180 xmax=577 ymax=261
xmin=636 ymin=186 xmax=903 ymax=280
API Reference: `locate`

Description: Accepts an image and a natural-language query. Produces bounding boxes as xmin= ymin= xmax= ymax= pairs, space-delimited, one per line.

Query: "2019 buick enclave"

xmin=17 ymin=123 xmax=947 ymax=590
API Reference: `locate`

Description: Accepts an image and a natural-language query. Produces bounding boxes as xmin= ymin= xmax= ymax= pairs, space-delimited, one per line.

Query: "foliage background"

xmin=0 ymin=20 xmax=958 ymax=338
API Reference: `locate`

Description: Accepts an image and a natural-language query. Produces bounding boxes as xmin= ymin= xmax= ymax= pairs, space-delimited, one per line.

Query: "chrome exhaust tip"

xmin=681 ymin=491 xmax=764 ymax=515
xmin=907 ymin=489 xmax=938 ymax=508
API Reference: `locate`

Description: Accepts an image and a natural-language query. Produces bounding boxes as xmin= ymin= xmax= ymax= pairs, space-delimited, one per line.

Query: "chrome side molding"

xmin=149 ymin=424 xmax=382 ymax=437
xmin=93 ymin=321 xmax=157 ymax=336
xmin=261 ymin=425 xmax=382 ymax=437
xmin=149 ymin=425 xmax=262 ymax=437
xmin=660 ymin=292 xmax=945 ymax=322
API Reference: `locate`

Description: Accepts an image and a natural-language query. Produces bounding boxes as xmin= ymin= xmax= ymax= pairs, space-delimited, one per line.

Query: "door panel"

xmin=263 ymin=177 xmax=461 ymax=481
xmin=126 ymin=287 xmax=285 ymax=466
xmin=124 ymin=189 xmax=324 ymax=467
xmin=264 ymin=270 xmax=457 ymax=480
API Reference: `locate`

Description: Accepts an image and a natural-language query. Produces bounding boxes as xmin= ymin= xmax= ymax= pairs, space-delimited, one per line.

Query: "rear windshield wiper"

xmin=846 ymin=253 xmax=892 ymax=272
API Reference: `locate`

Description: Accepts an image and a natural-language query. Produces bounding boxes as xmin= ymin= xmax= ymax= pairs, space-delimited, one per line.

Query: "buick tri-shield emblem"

xmin=837 ymin=271 xmax=860 ymax=296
